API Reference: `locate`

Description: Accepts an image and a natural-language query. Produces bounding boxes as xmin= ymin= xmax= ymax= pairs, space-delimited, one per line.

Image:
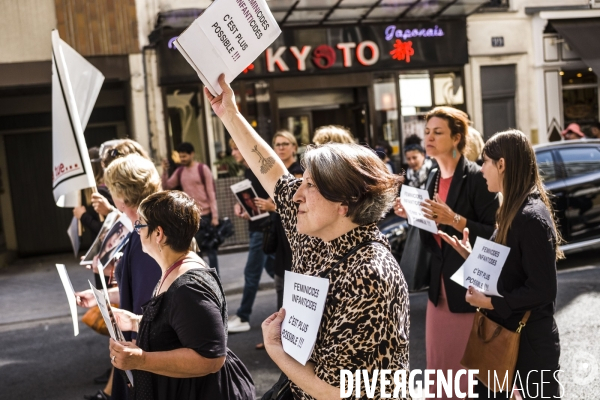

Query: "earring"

xmin=452 ymin=148 xmax=457 ymax=159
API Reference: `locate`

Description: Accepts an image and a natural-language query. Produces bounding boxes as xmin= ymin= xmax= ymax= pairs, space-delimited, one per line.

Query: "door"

xmin=4 ymin=131 xmax=74 ymax=255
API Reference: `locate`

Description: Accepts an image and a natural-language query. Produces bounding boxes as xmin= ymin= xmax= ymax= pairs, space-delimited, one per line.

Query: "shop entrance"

xmin=277 ymin=88 xmax=369 ymax=146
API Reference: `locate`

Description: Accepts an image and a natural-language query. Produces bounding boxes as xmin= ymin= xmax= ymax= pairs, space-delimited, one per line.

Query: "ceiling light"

xmin=559 ymin=71 xmax=564 ymax=76
xmin=577 ymin=73 xmax=583 ymax=78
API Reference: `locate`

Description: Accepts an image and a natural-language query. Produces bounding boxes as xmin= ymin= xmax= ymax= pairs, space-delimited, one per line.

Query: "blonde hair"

xmin=104 ymin=154 xmax=161 ymax=207
xmin=272 ymin=130 xmax=298 ymax=148
xmin=312 ymin=125 xmax=355 ymax=145
xmin=101 ymin=139 xmax=150 ymax=168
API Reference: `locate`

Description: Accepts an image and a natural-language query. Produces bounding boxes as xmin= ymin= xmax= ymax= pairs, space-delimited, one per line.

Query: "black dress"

xmin=132 ymin=268 xmax=254 ymax=400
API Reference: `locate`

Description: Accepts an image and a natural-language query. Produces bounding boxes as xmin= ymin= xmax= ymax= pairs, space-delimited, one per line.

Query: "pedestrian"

xmin=394 ymin=106 xmax=500 ymax=398
xmin=588 ymin=121 xmax=600 ymax=139
xmin=76 ymin=153 xmax=162 ymax=400
xmin=253 ymin=130 xmax=304 ymax=350
xmin=227 ymin=139 xmax=275 ymax=333
xmin=561 ymin=123 xmax=585 ymax=140
xmin=312 ymin=125 xmax=355 ymax=145
xmin=161 ymin=142 xmax=220 ymax=273
xmin=375 ymin=140 xmax=396 ymax=174
xmin=466 ymin=126 xmax=485 ymax=163
xmin=109 ymin=190 xmax=255 ymax=400
xmin=403 ymin=134 xmax=433 ymax=189
xmin=206 ymin=75 xmax=410 ymax=399
xmin=441 ymin=130 xmax=563 ymax=399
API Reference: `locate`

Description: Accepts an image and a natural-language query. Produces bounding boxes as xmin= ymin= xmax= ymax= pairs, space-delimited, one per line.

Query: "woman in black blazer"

xmin=442 ymin=130 xmax=562 ymax=399
xmin=395 ymin=107 xmax=499 ymax=398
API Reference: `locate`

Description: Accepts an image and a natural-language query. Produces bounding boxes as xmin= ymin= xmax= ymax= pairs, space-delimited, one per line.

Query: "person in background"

xmin=161 ymin=142 xmax=220 ymax=273
xmin=109 ymin=191 xmax=255 ymax=400
xmin=561 ymin=123 xmax=585 ymax=140
xmin=76 ymin=154 xmax=162 ymax=400
xmin=394 ymin=106 xmax=499 ymax=399
xmin=227 ymin=139 xmax=275 ymax=333
xmin=403 ymin=134 xmax=433 ymax=189
xmin=588 ymin=121 xmax=600 ymax=139
xmin=466 ymin=126 xmax=485 ymax=163
xmin=252 ymin=130 xmax=304 ymax=350
xmin=441 ymin=130 xmax=563 ymax=398
xmin=376 ymin=140 xmax=396 ymax=174
xmin=206 ymin=75 xmax=410 ymax=399
xmin=312 ymin=125 xmax=355 ymax=145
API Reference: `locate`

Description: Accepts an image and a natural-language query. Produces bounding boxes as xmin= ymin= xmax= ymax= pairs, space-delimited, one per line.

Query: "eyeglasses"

xmin=274 ymin=142 xmax=292 ymax=148
xmin=133 ymin=220 xmax=148 ymax=234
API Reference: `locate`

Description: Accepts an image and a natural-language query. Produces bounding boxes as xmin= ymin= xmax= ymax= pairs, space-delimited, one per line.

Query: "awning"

xmin=551 ymin=18 xmax=600 ymax=78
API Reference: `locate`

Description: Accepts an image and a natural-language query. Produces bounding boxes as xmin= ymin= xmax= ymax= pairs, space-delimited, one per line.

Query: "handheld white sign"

xmin=450 ymin=237 xmax=510 ymax=297
xmin=55 ymin=264 xmax=79 ymax=336
xmin=51 ymin=30 xmax=104 ymax=207
xmin=400 ymin=185 xmax=438 ymax=233
xmin=175 ymin=0 xmax=281 ymax=95
xmin=280 ymin=271 xmax=329 ymax=365
xmin=88 ymin=281 xmax=135 ymax=386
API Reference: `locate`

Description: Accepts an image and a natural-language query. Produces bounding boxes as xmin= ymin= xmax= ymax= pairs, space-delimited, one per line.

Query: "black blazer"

xmin=420 ymin=156 xmax=500 ymax=313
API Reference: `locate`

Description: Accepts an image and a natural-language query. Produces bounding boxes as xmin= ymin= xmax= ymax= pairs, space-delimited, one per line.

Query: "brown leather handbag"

xmin=461 ymin=309 xmax=531 ymax=391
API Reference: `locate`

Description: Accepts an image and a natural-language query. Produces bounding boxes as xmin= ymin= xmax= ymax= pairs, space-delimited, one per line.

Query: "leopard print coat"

xmin=274 ymin=175 xmax=411 ymax=400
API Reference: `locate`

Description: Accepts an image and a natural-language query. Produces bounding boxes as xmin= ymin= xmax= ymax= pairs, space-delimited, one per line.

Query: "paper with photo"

xmin=98 ymin=214 xmax=131 ymax=267
xmin=400 ymin=185 xmax=438 ymax=233
xmin=230 ymin=179 xmax=269 ymax=221
xmin=174 ymin=0 xmax=281 ymax=95
xmin=81 ymin=210 xmax=120 ymax=265
xmin=280 ymin=271 xmax=330 ymax=365
xmin=55 ymin=264 xmax=79 ymax=336
xmin=88 ymin=281 xmax=134 ymax=386
xmin=450 ymin=237 xmax=510 ymax=297
xmin=66 ymin=216 xmax=80 ymax=257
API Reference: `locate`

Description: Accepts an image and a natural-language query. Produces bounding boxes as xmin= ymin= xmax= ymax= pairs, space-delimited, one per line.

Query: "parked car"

xmin=534 ymin=139 xmax=600 ymax=254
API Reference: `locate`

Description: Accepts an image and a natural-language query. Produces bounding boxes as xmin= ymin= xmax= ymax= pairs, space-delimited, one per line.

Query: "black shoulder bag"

xmin=260 ymin=240 xmax=386 ymax=400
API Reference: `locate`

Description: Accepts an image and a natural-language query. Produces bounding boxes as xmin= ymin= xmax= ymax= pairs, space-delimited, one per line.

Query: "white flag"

xmin=51 ymin=30 xmax=104 ymax=207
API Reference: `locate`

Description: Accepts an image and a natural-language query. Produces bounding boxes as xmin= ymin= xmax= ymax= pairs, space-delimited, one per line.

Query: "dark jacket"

xmin=421 ymin=156 xmax=500 ymax=313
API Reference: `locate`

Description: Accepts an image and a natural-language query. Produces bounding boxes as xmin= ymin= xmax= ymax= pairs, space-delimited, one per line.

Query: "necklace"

xmin=433 ymin=170 xmax=441 ymax=199
xmin=155 ymin=253 xmax=188 ymax=295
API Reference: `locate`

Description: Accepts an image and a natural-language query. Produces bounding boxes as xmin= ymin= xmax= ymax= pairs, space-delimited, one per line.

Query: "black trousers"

xmin=473 ymin=318 xmax=561 ymax=399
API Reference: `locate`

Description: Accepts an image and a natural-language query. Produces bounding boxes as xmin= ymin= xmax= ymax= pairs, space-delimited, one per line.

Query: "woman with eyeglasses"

xmin=76 ymin=154 xmax=163 ymax=400
xmin=207 ymin=76 xmax=410 ymax=399
xmin=108 ymin=191 xmax=254 ymax=400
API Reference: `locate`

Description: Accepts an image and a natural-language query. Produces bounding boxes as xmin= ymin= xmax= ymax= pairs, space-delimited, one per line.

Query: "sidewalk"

xmin=0 ymin=250 xmax=269 ymax=327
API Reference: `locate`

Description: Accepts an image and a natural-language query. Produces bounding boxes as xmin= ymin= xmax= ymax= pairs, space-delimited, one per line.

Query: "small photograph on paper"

xmin=230 ymin=179 xmax=269 ymax=221
xmin=98 ymin=220 xmax=129 ymax=267
xmin=81 ymin=210 xmax=120 ymax=265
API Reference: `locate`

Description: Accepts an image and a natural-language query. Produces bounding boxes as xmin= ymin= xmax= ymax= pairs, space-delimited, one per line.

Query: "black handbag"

xmin=398 ymin=168 xmax=438 ymax=291
xmin=260 ymin=372 xmax=292 ymax=400
xmin=263 ymin=213 xmax=279 ymax=254
xmin=197 ymin=217 xmax=235 ymax=250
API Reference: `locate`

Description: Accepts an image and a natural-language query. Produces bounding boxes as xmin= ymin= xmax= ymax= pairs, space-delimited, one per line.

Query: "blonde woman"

xmin=312 ymin=125 xmax=355 ymax=145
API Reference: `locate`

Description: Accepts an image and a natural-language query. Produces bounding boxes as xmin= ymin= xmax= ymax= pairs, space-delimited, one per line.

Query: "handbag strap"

xmin=320 ymin=240 xmax=386 ymax=279
xmin=516 ymin=310 xmax=532 ymax=333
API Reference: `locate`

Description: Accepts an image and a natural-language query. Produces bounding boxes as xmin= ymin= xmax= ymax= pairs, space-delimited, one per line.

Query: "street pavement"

xmin=0 ymin=249 xmax=599 ymax=399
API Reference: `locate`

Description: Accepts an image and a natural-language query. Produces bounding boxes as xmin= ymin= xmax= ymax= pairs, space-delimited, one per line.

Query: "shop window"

xmin=398 ymin=73 xmax=432 ymax=156
xmin=562 ymin=69 xmax=599 ymax=131
xmin=433 ymin=73 xmax=464 ymax=106
xmin=373 ymin=74 xmax=400 ymax=170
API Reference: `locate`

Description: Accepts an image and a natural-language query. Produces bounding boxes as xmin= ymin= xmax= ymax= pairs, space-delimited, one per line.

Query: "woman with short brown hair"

xmin=207 ymin=75 xmax=410 ymax=399
xmin=395 ymin=106 xmax=500 ymax=398
xmin=109 ymin=191 xmax=255 ymax=400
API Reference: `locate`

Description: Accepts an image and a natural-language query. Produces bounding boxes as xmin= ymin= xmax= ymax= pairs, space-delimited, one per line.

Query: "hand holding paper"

xmin=450 ymin=237 xmax=510 ymax=297
xmin=400 ymin=185 xmax=438 ymax=233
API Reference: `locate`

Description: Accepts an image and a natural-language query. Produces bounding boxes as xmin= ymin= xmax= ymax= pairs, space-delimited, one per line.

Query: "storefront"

xmin=152 ymin=16 xmax=470 ymax=173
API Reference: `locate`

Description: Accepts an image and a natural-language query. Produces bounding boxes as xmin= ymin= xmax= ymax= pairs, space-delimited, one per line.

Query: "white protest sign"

xmin=450 ymin=237 xmax=510 ymax=297
xmin=51 ymin=30 xmax=104 ymax=207
xmin=175 ymin=0 xmax=281 ymax=95
xmin=400 ymin=185 xmax=438 ymax=234
xmin=88 ymin=281 xmax=135 ymax=386
xmin=55 ymin=264 xmax=79 ymax=336
xmin=281 ymin=271 xmax=329 ymax=365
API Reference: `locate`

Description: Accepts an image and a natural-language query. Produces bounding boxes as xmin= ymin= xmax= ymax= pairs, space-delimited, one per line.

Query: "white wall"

xmin=0 ymin=0 xmax=57 ymax=63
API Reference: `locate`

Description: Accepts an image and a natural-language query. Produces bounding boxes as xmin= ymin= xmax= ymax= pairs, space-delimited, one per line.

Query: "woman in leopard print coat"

xmin=206 ymin=76 xmax=410 ymax=400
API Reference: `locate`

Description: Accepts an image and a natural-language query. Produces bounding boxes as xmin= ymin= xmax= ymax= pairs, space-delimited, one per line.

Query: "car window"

xmin=557 ymin=147 xmax=600 ymax=178
xmin=536 ymin=151 xmax=556 ymax=183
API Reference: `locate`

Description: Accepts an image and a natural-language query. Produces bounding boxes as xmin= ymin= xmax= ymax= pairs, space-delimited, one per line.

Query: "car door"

xmin=535 ymin=150 xmax=569 ymax=241
xmin=555 ymin=145 xmax=600 ymax=243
